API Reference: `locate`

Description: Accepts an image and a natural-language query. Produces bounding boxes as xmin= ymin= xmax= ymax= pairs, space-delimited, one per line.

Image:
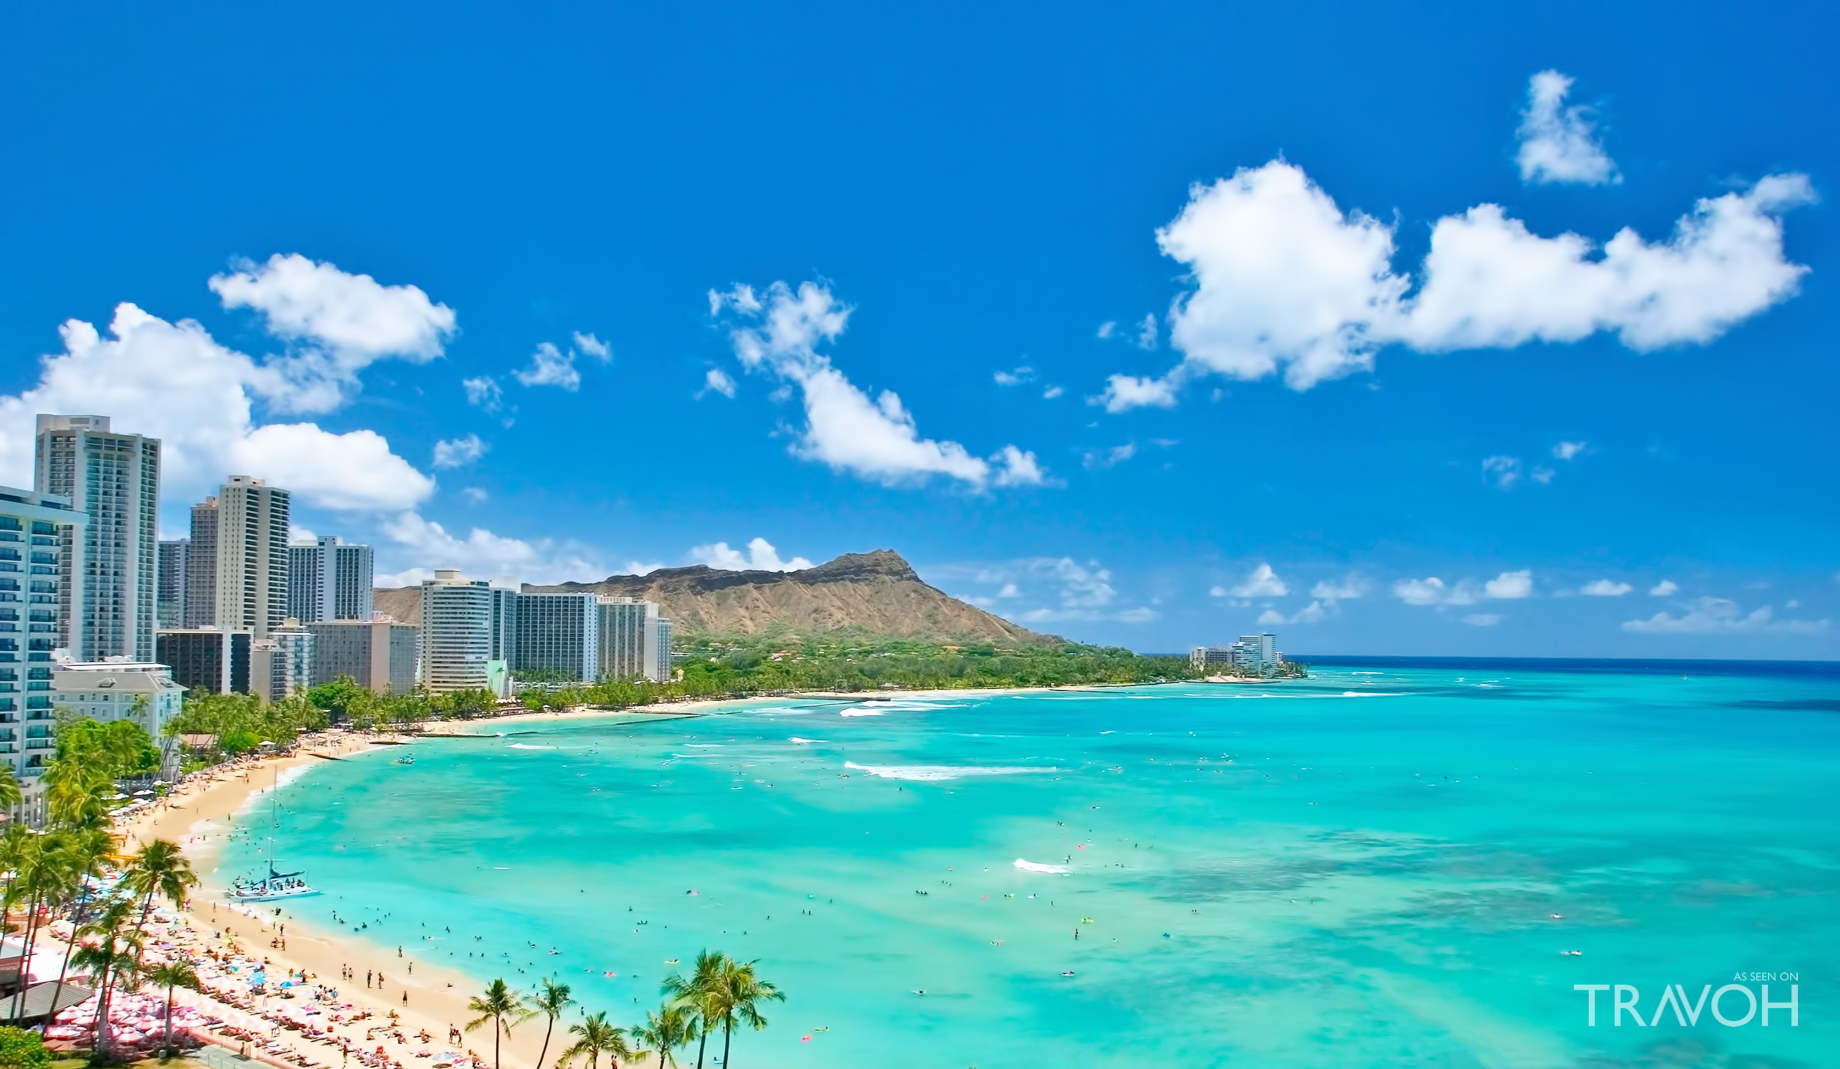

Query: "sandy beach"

xmin=103 ymin=685 xmax=1098 ymax=1068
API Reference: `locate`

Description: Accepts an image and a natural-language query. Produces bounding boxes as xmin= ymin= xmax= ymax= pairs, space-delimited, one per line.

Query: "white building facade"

xmin=0 ymin=486 xmax=86 ymax=780
xmin=419 ymin=570 xmax=495 ymax=693
xmin=33 ymin=415 xmax=161 ymax=662
xmin=287 ymin=536 xmax=374 ymax=623
xmin=214 ymin=476 xmax=291 ymax=638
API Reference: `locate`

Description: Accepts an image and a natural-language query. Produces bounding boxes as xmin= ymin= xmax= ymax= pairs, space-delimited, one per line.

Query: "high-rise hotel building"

xmin=419 ymin=569 xmax=496 ymax=693
xmin=0 ymin=485 xmax=85 ymax=781
xmin=287 ymin=535 xmax=374 ymax=623
xmin=33 ymin=415 xmax=160 ymax=661
xmin=211 ymin=476 xmax=291 ymax=638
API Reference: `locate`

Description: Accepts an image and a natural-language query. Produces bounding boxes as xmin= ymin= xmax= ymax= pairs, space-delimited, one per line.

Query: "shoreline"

xmin=111 ymin=681 xmax=1167 ymax=1068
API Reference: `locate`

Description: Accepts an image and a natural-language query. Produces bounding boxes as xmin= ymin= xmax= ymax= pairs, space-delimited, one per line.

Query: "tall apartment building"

xmin=0 ymin=486 xmax=87 ymax=782
xmin=489 ymin=585 xmax=518 ymax=664
xmin=419 ymin=570 xmax=496 ymax=693
xmin=184 ymin=496 xmax=218 ymax=626
xmin=515 ymin=592 xmax=600 ymax=681
xmin=253 ymin=618 xmax=315 ymax=701
xmin=33 ymin=415 xmax=160 ymax=661
xmin=213 ymin=476 xmax=291 ymax=638
xmin=156 ymin=627 xmax=252 ymax=695
xmin=286 ymin=536 xmax=374 ymax=623
xmin=157 ymin=538 xmax=188 ymax=627
xmin=309 ymin=618 xmax=418 ymax=694
xmin=596 ymin=597 xmax=673 ymax=682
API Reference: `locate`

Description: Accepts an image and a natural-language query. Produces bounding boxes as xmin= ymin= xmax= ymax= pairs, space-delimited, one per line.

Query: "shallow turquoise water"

xmin=219 ymin=664 xmax=1840 ymax=1067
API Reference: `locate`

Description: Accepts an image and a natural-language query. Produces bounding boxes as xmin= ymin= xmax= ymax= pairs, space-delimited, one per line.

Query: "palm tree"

xmin=710 ymin=959 xmax=782 ymax=1069
xmin=661 ymin=951 xmax=726 ymax=1069
xmin=561 ymin=1012 xmax=631 ymax=1069
xmin=628 ymin=1004 xmax=697 ymax=1069
xmin=121 ymin=838 xmax=197 ymax=958
xmin=71 ymin=898 xmax=143 ymax=1060
xmin=465 ymin=978 xmax=530 ymax=1069
xmin=526 ymin=978 xmax=573 ymax=1069
xmin=142 ymin=958 xmax=202 ymax=1054
xmin=0 ymin=764 xmax=20 ymax=817
xmin=6 ymin=825 xmax=80 ymax=1022
xmin=44 ymin=823 xmax=115 ymax=1024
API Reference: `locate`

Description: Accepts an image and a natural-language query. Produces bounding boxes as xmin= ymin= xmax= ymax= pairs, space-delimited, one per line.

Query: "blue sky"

xmin=1 ymin=2 xmax=1835 ymax=658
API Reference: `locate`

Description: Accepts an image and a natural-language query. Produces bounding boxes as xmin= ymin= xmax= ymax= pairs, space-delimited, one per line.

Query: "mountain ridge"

xmin=375 ymin=550 xmax=1060 ymax=646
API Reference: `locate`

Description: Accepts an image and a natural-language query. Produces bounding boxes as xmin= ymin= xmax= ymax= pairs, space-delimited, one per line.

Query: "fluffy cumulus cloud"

xmin=1553 ymin=440 xmax=1588 ymax=460
xmin=1516 ymin=70 xmax=1619 ymax=186
xmin=689 ymin=537 xmax=814 ymax=572
xmin=1482 ymin=456 xmax=1523 ymax=489
xmin=699 ymin=367 xmax=738 ymax=399
xmin=1083 ymin=443 xmax=1136 ymax=470
xmin=1225 ymin=563 xmax=1288 ymax=598
xmin=572 ymin=332 xmax=612 ymax=361
xmin=0 ymin=298 xmax=434 ymax=511
xmin=376 ymin=512 xmax=605 ymax=587
xmin=1259 ymin=600 xmax=1327 ymax=626
xmin=463 ymin=376 xmax=503 ymax=411
xmin=1311 ymin=574 xmax=1370 ymax=601
xmin=710 ymin=281 xmax=1046 ymax=490
xmin=515 ymin=341 xmax=581 ymax=390
xmin=432 ymin=433 xmax=488 ymax=469
xmin=940 ymin=556 xmax=1155 ymax=624
xmin=1394 ymin=570 xmax=1533 ymax=608
xmin=1100 ymin=159 xmax=1814 ymax=408
xmin=1650 ymin=580 xmax=1680 ymax=596
xmin=1581 ymin=578 xmax=1633 ymax=596
xmin=993 ymin=365 xmax=1034 ymax=386
xmin=209 ymin=253 xmax=458 ymax=413
xmin=1623 ymin=597 xmax=1828 ymax=635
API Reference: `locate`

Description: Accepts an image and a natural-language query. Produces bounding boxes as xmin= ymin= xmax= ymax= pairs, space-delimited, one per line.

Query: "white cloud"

xmin=208 ymin=254 xmax=458 ymax=413
xmin=377 ymin=511 xmax=605 ymax=587
xmin=947 ymin=555 xmax=1157 ymax=624
xmin=1482 ymin=455 xmax=1523 ymax=489
xmin=1516 ymin=70 xmax=1619 ymax=186
xmin=1484 ymin=570 xmax=1534 ymax=599
xmin=1553 ymin=440 xmax=1588 ymax=460
xmin=1096 ymin=321 xmax=1116 ymax=339
xmin=1395 ymin=577 xmax=1455 ymax=606
xmin=1530 ymin=466 xmax=1556 ymax=485
xmin=289 ymin=523 xmax=318 ymax=543
xmin=572 ymin=332 xmax=612 ymax=361
xmin=0 ymin=302 xmax=433 ymax=511
xmin=624 ymin=561 xmax=663 ymax=576
xmin=1134 ymin=314 xmax=1158 ymax=350
xmin=1311 ymin=574 xmax=1370 ymax=601
xmin=1260 ymin=600 xmax=1327 ymax=625
xmin=1463 ymin=613 xmax=1503 ymax=627
xmin=990 ymin=445 xmax=1050 ymax=487
xmin=463 ymin=376 xmax=503 ymax=411
xmin=1042 ymin=385 xmax=1065 ymax=400
xmin=1581 ymin=579 xmax=1633 ymax=597
xmin=993 ymin=365 xmax=1034 ymax=386
xmin=1622 ymin=597 xmax=1828 ymax=635
xmin=997 ymin=583 xmax=1020 ymax=598
xmin=711 ymin=281 xmax=1047 ymax=490
xmin=432 ymin=433 xmax=488 ymax=469
xmin=1229 ymin=563 xmax=1288 ymax=598
xmin=1083 ymin=442 xmax=1136 ymax=470
xmin=462 ymin=487 xmax=489 ymax=505
xmin=1095 ymin=373 xmax=1179 ymax=413
xmin=1103 ymin=161 xmax=1814 ymax=407
xmin=689 ymin=537 xmax=814 ymax=572
xmin=1116 ymin=607 xmax=1160 ymax=623
xmin=515 ymin=341 xmax=581 ymax=390
xmin=1650 ymin=580 xmax=1680 ymax=596
xmin=700 ymin=367 xmax=738 ymax=399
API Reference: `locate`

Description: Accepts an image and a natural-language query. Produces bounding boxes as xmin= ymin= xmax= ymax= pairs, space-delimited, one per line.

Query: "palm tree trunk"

xmin=493 ymin=1016 xmax=501 ymax=1069
xmin=45 ymin=859 xmax=101 ymax=1026
xmin=537 ymin=1017 xmax=554 ymax=1069
xmin=694 ymin=1029 xmax=706 ymax=1069
xmin=8 ymin=887 xmax=43 ymax=1021
xmin=164 ymin=981 xmax=175 ymax=1054
xmin=721 ymin=1019 xmax=731 ymax=1068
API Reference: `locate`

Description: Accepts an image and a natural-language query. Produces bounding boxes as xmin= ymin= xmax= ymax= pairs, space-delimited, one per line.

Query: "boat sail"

xmin=227 ymin=767 xmax=321 ymax=900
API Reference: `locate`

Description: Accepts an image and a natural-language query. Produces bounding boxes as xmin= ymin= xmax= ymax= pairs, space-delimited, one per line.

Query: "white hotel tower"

xmin=419 ymin=569 xmax=496 ymax=693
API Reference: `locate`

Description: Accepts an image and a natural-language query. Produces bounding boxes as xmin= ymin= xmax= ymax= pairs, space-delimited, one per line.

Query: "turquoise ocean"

xmin=216 ymin=661 xmax=1840 ymax=1067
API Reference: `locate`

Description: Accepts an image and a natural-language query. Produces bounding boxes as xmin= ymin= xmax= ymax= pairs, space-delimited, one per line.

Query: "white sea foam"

xmin=838 ymin=708 xmax=885 ymax=717
xmin=843 ymin=761 xmax=1059 ymax=782
xmin=788 ymin=737 xmax=823 ymax=744
xmin=509 ymin=743 xmax=556 ymax=750
xmin=1013 ymin=859 xmax=1070 ymax=874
